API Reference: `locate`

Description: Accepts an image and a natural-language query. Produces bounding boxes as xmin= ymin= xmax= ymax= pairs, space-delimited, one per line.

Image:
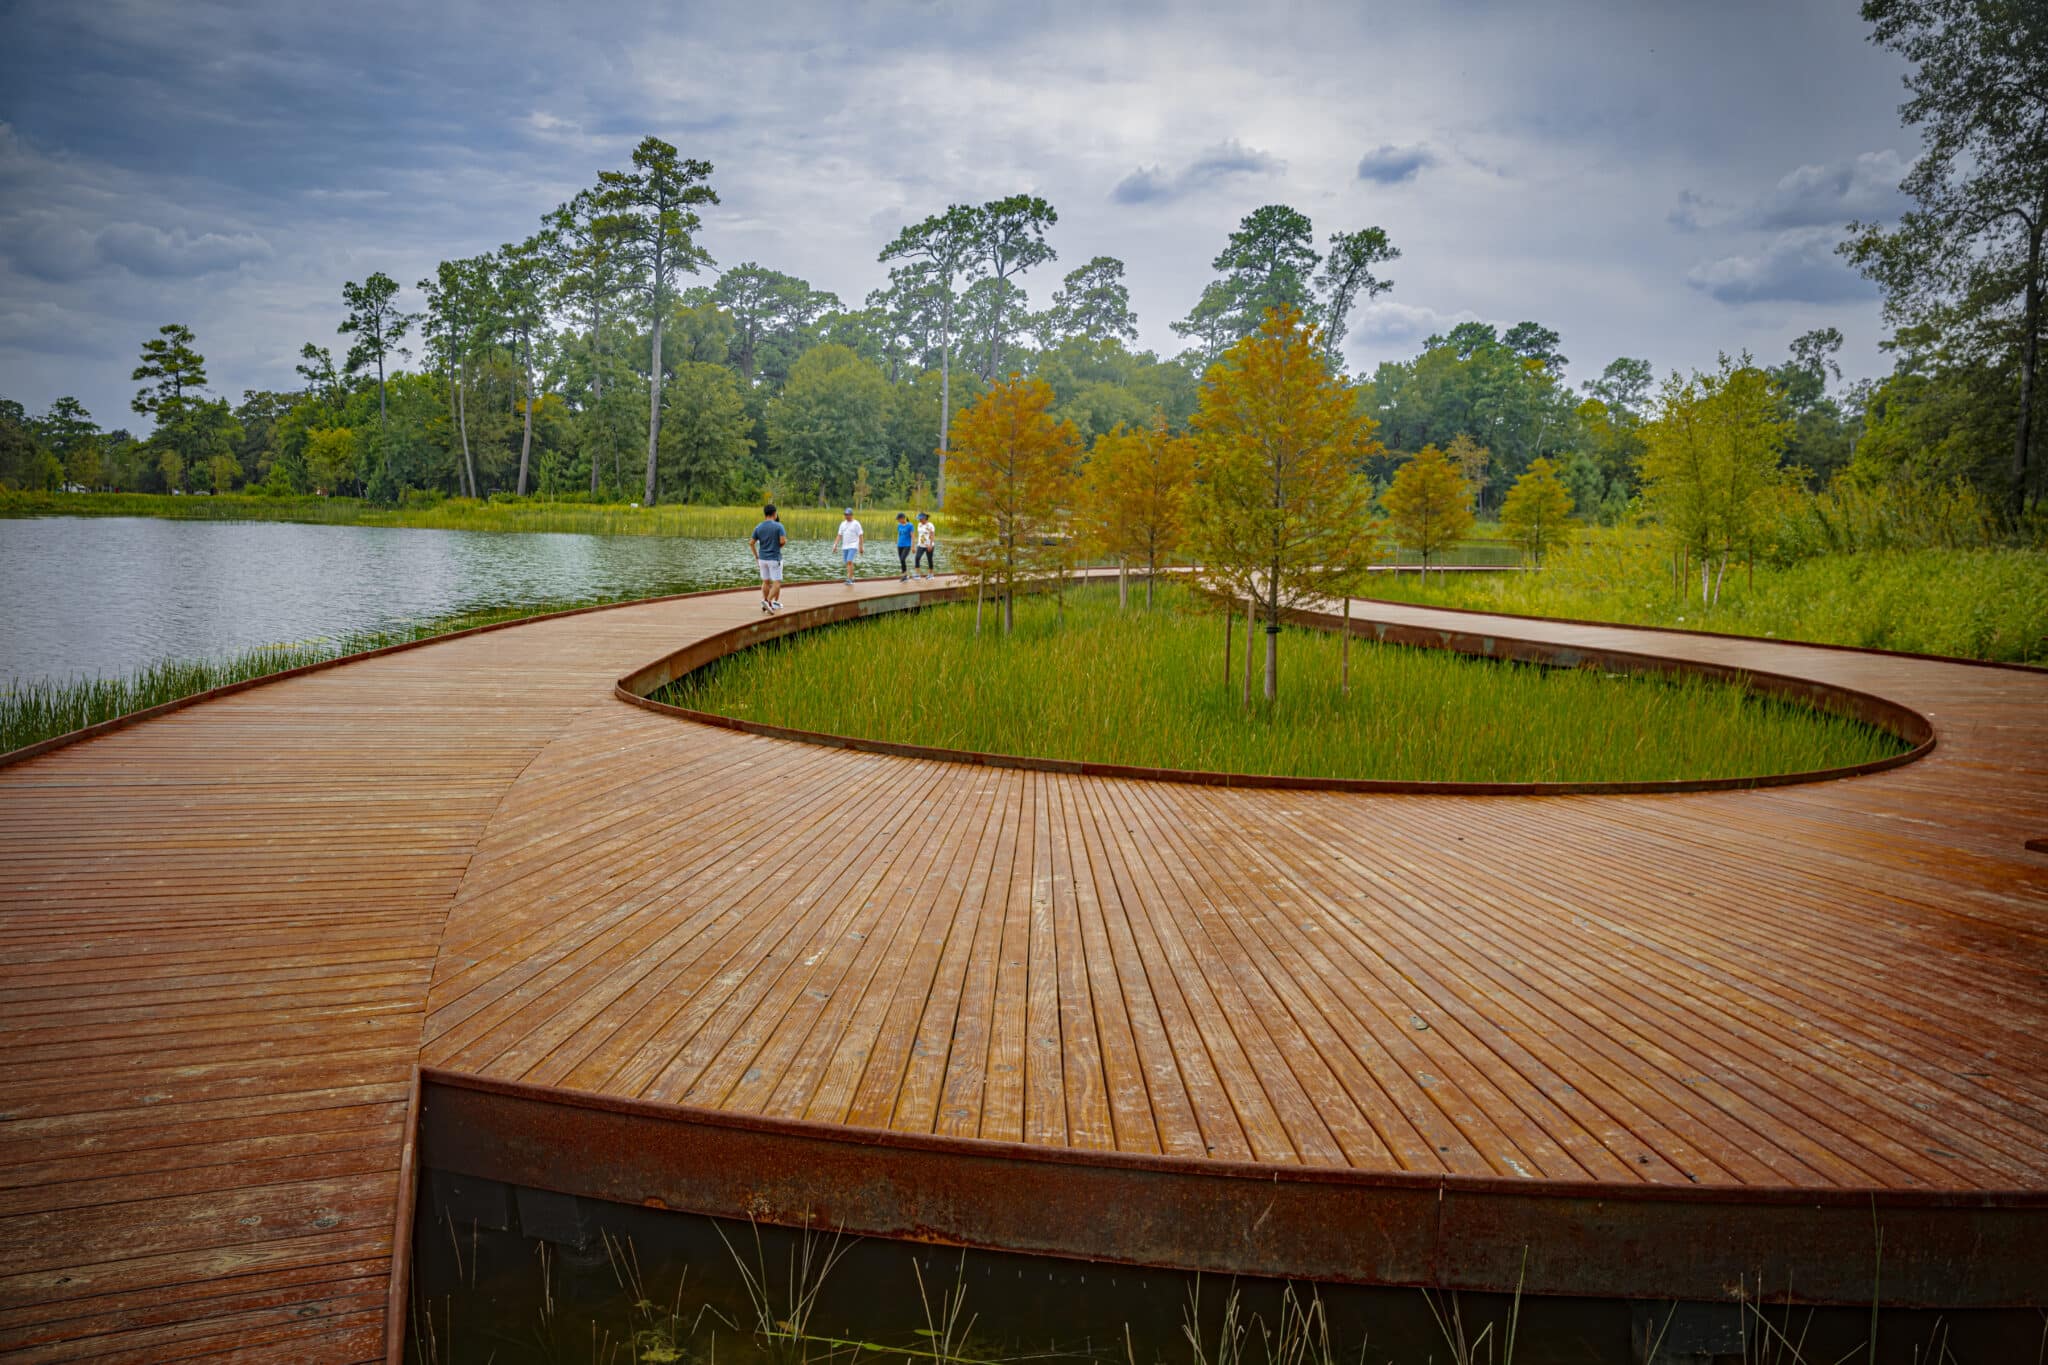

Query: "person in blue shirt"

xmin=748 ymin=504 xmax=787 ymax=612
xmin=895 ymin=513 xmax=914 ymax=580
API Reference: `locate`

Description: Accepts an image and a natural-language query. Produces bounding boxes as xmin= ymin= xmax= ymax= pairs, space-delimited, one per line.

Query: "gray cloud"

xmin=0 ymin=0 xmax=1917 ymax=423
xmin=1672 ymin=150 xmax=1911 ymax=234
xmin=1667 ymin=189 xmax=1722 ymax=232
xmin=1354 ymin=144 xmax=1434 ymax=185
xmin=1112 ymin=139 xmax=1283 ymax=204
xmin=1685 ymin=228 xmax=1873 ymax=304
xmin=1750 ymin=149 xmax=1911 ymax=229
xmin=94 ymin=224 xmax=272 ymax=278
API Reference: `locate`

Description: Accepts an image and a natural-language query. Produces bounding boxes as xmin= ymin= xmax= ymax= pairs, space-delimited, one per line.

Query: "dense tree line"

xmin=4 ymin=1 xmax=2040 ymax=528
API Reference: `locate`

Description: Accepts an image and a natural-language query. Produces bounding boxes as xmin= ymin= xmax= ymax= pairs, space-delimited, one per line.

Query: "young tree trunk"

xmin=1713 ymin=555 xmax=1728 ymax=607
xmin=1118 ymin=560 xmax=1128 ymax=610
xmin=1341 ymin=595 xmax=1351 ymax=696
xmin=937 ymin=293 xmax=953 ymax=509
xmin=975 ymin=574 xmax=984 ymax=637
xmin=1223 ymin=601 xmax=1232 ymax=691
xmin=1145 ymin=551 xmax=1156 ymax=608
xmin=446 ymin=371 xmax=468 ymax=497
xmin=1263 ymin=572 xmax=1279 ymax=704
xmin=644 ymin=309 xmax=664 ymax=506
xmin=987 ymin=283 xmax=1001 ymax=382
xmin=457 ymin=367 xmax=477 ymax=498
xmin=1242 ymin=598 xmax=1254 ymax=707
xmin=1700 ymin=560 xmax=1710 ymax=606
xmin=590 ymin=319 xmax=604 ymax=496
xmin=516 ymin=338 xmax=535 ymax=496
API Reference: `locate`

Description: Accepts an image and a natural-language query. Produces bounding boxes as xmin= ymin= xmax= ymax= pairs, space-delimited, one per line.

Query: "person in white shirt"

xmin=914 ymin=511 xmax=937 ymax=578
xmin=836 ymin=507 xmax=864 ymax=585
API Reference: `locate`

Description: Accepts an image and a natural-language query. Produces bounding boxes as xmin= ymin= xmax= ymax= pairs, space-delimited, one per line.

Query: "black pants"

xmin=914 ymin=546 xmax=935 ymax=570
xmin=897 ymin=545 xmax=912 ymax=572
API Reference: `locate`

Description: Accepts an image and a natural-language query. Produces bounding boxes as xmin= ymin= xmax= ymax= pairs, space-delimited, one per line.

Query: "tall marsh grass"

xmin=1365 ymin=530 xmax=2048 ymax=664
xmin=660 ymin=584 xmax=1905 ymax=784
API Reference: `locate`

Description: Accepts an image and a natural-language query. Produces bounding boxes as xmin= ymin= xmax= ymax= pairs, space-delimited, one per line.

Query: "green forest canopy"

xmin=3 ymin=1 xmax=2042 ymax=525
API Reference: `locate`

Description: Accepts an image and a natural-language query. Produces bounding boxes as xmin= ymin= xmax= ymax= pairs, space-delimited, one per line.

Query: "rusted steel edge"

xmin=0 ymin=576 xmax=881 ymax=770
xmin=383 ymin=1066 xmax=423 ymax=1365
xmin=416 ymin=1070 xmax=2048 ymax=1307
xmin=614 ymin=586 xmax=1934 ymax=797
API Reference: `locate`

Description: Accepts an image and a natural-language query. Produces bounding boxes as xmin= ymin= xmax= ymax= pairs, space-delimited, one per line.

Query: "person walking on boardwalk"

xmin=836 ymin=506 xmax=864 ymax=586
xmin=914 ymin=510 xmax=937 ymax=578
xmin=749 ymin=504 xmax=787 ymax=612
xmin=894 ymin=512 xmax=914 ymax=580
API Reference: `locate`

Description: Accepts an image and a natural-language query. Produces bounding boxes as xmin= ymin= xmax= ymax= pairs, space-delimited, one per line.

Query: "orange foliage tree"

xmin=1190 ymin=307 xmax=1381 ymax=702
xmin=1077 ymin=414 xmax=1194 ymax=608
xmin=1379 ymin=443 xmax=1475 ymax=573
xmin=950 ymin=375 xmax=1082 ymax=634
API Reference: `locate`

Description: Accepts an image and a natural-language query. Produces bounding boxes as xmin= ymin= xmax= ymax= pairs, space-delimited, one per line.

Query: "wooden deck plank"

xmin=4 ymin=576 xmax=2046 ymax=1356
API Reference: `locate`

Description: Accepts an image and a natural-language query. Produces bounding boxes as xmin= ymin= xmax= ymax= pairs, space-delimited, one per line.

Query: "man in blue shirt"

xmin=895 ymin=512 xmax=914 ymax=580
xmin=748 ymin=504 xmax=786 ymax=612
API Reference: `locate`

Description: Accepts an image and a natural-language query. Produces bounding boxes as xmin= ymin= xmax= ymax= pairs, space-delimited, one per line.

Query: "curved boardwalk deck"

xmin=1 ymin=579 xmax=2044 ymax=1360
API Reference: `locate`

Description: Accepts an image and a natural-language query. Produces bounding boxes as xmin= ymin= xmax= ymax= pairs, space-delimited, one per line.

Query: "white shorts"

xmin=758 ymin=559 xmax=783 ymax=581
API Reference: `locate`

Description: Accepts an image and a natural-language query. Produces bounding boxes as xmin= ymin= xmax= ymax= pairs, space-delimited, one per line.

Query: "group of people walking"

xmin=747 ymin=504 xmax=939 ymax=612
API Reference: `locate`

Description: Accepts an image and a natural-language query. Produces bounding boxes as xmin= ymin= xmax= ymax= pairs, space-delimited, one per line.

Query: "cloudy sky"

xmin=0 ymin=0 xmax=1915 ymax=430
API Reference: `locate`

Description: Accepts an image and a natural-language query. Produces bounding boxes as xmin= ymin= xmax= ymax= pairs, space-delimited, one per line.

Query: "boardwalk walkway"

xmin=1 ymin=578 xmax=2044 ymax=1360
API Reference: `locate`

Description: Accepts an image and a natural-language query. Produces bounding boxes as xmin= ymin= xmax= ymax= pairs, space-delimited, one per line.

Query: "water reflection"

xmin=0 ymin=517 xmax=857 ymax=685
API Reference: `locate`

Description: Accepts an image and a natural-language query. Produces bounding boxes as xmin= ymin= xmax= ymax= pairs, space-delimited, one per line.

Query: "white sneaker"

xmin=769 ymin=600 xmax=781 ymax=612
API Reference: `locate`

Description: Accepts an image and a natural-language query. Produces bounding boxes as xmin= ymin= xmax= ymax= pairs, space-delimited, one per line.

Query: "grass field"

xmin=659 ymin=584 xmax=1906 ymax=784
xmin=1365 ymin=533 xmax=2048 ymax=664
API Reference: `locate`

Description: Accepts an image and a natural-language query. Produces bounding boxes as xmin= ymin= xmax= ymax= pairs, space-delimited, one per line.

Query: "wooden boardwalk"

xmin=1 ymin=578 xmax=2044 ymax=1359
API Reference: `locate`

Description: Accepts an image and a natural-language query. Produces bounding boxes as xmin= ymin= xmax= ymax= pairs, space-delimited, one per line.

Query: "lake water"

xmin=0 ymin=517 xmax=862 ymax=686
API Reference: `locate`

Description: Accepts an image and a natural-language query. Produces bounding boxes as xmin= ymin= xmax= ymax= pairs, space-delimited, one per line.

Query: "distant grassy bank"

xmin=1363 ymin=535 xmax=2048 ymax=664
xmin=0 ymin=490 xmax=847 ymax=540
xmin=660 ymin=584 xmax=1906 ymax=784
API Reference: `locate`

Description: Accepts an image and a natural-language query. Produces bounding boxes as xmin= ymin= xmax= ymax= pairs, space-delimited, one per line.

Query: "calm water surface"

xmin=0 ymin=517 xmax=863 ymax=686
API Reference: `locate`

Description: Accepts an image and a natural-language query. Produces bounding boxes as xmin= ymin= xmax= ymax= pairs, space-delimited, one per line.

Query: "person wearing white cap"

xmin=836 ymin=506 xmax=864 ymax=585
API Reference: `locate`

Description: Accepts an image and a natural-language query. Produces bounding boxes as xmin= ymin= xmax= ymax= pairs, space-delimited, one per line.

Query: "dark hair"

xmin=763 ymin=503 xmax=776 ymax=517
xmin=897 ymin=512 xmax=908 ymax=519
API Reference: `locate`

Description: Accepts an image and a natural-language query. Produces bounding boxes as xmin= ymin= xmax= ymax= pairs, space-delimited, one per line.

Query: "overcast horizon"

xmin=1 ymin=0 xmax=1916 ymax=429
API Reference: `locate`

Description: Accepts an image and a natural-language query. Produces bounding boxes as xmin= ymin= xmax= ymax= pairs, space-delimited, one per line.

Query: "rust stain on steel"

xmin=417 ymin=1072 xmax=2047 ymax=1308
xmin=384 ymin=1066 xmax=424 ymax=1365
xmin=615 ymin=589 xmax=1934 ymax=797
